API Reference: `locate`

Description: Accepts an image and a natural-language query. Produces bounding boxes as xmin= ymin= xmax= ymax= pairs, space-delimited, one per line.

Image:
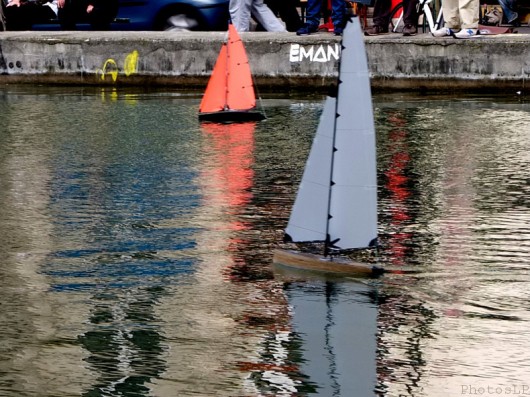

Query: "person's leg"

xmin=30 ymin=3 xmax=57 ymax=24
xmin=268 ymin=0 xmax=302 ymax=31
xmin=59 ymin=0 xmax=84 ymax=29
xmin=498 ymin=0 xmax=518 ymax=23
xmin=402 ymin=0 xmax=418 ymax=26
xmin=1 ymin=0 xmax=7 ymax=31
xmin=88 ymin=0 xmax=119 ymax=30
xmin=459 ymin=0 xmax=479 ymax=29
xmin=401 ymin=0 xmax=419 ymax=35
xmin=296 ymin=0 xmax=321 ymax=34
xmin=431 ymin=0 xmax=460 ymax=36
xmin=441 ymin=0 xmax=461 ymax=29
xmin=230 ymin=0 xmax=253 ymax=31
xmin=304 ymin=0 xmax=322 ymax=28
xmin=364 ymin=0 xmax=390 ymax=34
xmin=372 ymin=0 xmax=392 ymax=28
xmin=452 ymin=0 xmax=478 ymax=38
xmin=4 ymin=2 xmax=47 ymax=30
xmin=330 ymin=0 xmax=345 ymax=32
xmin=4 ymin=5 xmax=26 ymax=30
xmin=251 ymin=0 xmax=287 ymax=31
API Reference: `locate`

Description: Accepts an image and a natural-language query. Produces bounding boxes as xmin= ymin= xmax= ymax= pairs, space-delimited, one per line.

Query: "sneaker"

xmin=296 ymin=24 xmax=318 ymax=36
xmin=402 ymin=24 xmax=417 ymax=36
xmin=507 ymin=16 xmax=521 ymax=27
xmin=454 ymin=28 xmax=478 ymax=39
xmin=334 ymin=27 xmax=343 ymax=36
xmin=364 ymin=25 xmax=388 ymax=36
xmin=431 ymin=27 xmax=456 ymax=37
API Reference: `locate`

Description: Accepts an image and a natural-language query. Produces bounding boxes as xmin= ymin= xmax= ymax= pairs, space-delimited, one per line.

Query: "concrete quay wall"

xmin=1 ymin=30 xmax=529 ymax=92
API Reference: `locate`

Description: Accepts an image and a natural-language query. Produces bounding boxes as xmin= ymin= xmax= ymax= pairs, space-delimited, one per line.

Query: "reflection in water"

xmin=0 ymin=87 xmax=200 ymax=396
xmin=374 ymin=96 xmax=530 ymax=397
xmin=45 ymin=90 xmax=201 ymax=396
xmin=285 ymin=281 xmax=379 ymax=396
xmin=0 ymin=90 xmax=92 ymax=397
xmin=0 ymin=88 xmax=529 ymax=397
xmin=380 ymin=111 xmax=413 ymax=268
xmin=79 ymin=289 xmax=166 ymax=397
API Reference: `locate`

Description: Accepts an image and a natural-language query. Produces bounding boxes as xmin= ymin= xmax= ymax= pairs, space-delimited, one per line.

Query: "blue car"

xmin=111 ymin=0 xmax=230 ymax=31
xmin=32 ymin=0 xmax=230 ymax=31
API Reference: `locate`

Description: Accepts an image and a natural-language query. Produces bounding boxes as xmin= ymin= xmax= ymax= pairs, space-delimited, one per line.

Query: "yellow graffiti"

xmin=124 ymin=50 xmax=139 ymax=76
xmin=97 ymin=59 xmax=119 ymax=82
xmin=96 ymin=50 xmax=139 ymax=82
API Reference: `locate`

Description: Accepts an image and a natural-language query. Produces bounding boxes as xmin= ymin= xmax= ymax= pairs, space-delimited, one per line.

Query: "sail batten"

xmin=284 ymin=17 xmax=377 ymax=252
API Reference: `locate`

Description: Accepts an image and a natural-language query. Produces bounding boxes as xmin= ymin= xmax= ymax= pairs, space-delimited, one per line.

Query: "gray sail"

xmin=285 ymin=97 xmax=335 ymax=242
xmin=328 ymin=17 xmax=377 ymax=250
xmin=285 ymin=17 xmax=377 ymax=250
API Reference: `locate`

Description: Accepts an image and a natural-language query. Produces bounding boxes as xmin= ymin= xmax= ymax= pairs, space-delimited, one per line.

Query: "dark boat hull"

xmin=273 ymin=249 xmax=385 ymax=276
xmin=199 ymin=110 xmax=265 ymax=122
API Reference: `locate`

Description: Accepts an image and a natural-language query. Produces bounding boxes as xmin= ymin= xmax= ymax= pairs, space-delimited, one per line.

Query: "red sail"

xmin=199 ymin=24 xmax=256 ymax=114
xmin=226 ymin=24 xmax=256 ymax=111
xmin=199 ymin=43 xmax=228 ymax=113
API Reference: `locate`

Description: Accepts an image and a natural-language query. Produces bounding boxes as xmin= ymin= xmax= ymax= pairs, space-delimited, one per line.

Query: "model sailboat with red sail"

xmin=199 ymin=24 xmax=265 ymax=122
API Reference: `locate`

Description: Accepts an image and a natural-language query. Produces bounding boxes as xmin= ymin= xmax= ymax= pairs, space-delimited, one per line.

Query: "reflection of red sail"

xmin=200 ymin=122 xmax=256 ymax=208
xmin=200 ymin=121 xmax=296 ymax=390
xmin=385 ymin=113 xmax=412 ymax=267
xmin=199 ymin=24 xmax=265 ymax=122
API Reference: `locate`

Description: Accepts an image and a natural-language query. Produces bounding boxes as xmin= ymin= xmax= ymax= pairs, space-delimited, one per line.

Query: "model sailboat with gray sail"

xmin=273 ymin=17 xmax=383 ymax=275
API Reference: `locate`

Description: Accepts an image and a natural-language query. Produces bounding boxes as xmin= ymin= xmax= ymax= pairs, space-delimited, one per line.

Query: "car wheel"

xmin=164 ymin=14 xmax=200 ymax=31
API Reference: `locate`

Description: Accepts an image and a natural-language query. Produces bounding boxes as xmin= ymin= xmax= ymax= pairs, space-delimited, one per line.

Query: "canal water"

xmin=0 ymin=86 xmax=529 ymax=397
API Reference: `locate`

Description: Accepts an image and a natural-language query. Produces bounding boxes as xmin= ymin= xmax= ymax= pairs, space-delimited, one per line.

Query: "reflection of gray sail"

xmin=285 ymin=17 xmax=377 ymax=250
xmin=287 ymin=281 xmax=378 ymax=396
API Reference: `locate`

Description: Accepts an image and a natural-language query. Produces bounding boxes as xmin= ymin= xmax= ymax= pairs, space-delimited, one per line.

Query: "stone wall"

xmin=1 ymin=31 xmax=529 ymax=92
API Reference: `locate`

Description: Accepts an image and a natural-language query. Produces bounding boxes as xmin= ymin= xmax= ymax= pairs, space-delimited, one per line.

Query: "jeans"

xmin=305 ymin=0 xmax=345 ymax=29
xmin=442 ymin=0 xmax=479 ymax=29
xmin=498 ymin=0 xmax=517 ymax=23
xmin=230 ymin=0 xmax=287 ymax=31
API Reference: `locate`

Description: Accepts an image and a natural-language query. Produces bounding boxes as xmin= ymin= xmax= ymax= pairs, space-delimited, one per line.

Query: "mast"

xmin=323 ymin=34 xmax=345 ymax=258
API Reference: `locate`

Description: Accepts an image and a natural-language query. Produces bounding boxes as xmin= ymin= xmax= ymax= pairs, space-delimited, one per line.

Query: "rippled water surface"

xmin=0 ymin=86 xmax=529 ymax=397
